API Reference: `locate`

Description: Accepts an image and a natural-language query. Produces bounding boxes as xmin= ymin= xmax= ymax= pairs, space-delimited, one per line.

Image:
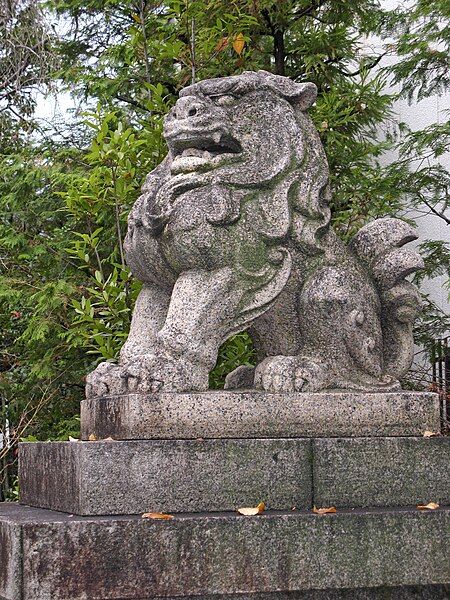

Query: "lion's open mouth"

xmin=169 ymin=131 xmax=242 ymax=174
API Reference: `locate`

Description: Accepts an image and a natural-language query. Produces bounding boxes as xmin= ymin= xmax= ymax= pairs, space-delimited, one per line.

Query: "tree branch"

xmin=334 ymin=53 xmax=387 ymax=77
xmin=291 ymin=0 xmax=327 ymax=21
xmin=114 ymin=93 xmax=151 ymax=112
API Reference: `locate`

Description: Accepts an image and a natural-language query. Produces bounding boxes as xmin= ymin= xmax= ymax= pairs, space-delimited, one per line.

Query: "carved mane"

xmin=289 ymin=109 xmax=332 ymax=255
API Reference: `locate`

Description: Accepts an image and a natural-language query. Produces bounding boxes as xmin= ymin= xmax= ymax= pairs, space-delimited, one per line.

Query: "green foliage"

xmin=210 ymin=332 xmax=256 ymax=389
xmin=61 ymin=107 xmax=167 ymax=360
xmin=3 ymin=477 xmax=19 ymax=502
xmin=0 ymin=0 xmax=58 ymax=151
xmin=382 ymin=0 xmax=450 ymax=102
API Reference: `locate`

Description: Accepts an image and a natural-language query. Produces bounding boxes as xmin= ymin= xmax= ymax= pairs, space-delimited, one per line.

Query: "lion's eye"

xmin=210 ymin=94 xmax=236 ymax=106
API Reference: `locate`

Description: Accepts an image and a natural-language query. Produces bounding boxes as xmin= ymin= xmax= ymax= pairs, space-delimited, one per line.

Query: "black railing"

xmin=431 ymin=337 xmax=450 ymax=432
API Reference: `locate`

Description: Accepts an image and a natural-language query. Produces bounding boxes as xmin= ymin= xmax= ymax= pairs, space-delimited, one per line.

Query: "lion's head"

xmin=164 ymin=70 xmax=317 ymax=183
xmin=127 ymin=71 xmax=332 ymax=274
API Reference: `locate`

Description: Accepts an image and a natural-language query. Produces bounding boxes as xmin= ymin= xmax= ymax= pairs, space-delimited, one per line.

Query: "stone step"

xmin=1 ymin=503 xmax=449 ymax=600
xmin=19 ymin=436 xmax=449 ymax=516
xmin=80 ymin=390 xmax=440 ymax=440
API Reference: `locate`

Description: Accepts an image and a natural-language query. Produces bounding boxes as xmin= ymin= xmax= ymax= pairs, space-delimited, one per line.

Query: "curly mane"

xmin=289 ymin=108 xmax=332 ymax=255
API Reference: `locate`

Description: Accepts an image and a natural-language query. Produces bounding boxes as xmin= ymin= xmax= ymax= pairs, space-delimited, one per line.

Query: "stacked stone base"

xmin=1 ymin=391 xmax=449 ymax=599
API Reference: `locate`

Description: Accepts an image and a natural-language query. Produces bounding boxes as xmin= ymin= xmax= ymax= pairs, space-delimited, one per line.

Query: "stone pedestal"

xmin=80 ymin=390 xmax=440 ymax=440
xmin=19 ymin=438 xmax=313 ymax=515
xmin=1 ymin=390 xmax=449 ymax=599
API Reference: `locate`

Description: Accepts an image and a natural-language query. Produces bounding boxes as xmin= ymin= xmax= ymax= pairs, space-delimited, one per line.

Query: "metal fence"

xmin=431 ymin=337 xmax=450 ymax=432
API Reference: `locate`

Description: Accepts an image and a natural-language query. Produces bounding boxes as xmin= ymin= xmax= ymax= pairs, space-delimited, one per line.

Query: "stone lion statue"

xmin=86 ymin=70 xmax=423 ymax=397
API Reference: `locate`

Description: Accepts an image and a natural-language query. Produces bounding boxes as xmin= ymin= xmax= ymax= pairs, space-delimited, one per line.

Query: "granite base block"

xmin=19 ymin=436 xmax=450 ymax=515
xmin=0 ymin=519 xmax=21 ymax=600
xmin=19 ymin=438 xmax=312 ymax=515
xmin=314 ymin=436 xmax=450 ymax=508
xmin=80 ymin=390 xmax=440 ymax=440
xmin=1 ymin=503 xmax=449 ymax=600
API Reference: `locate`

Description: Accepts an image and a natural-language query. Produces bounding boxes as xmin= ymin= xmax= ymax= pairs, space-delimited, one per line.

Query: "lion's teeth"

xmin=212 ymin=132 xmax=221 ymax=144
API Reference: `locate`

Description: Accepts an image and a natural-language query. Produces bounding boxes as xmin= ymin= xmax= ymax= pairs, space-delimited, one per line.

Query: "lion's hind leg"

xmin=253 ymin=264 xmax=399 ymax=393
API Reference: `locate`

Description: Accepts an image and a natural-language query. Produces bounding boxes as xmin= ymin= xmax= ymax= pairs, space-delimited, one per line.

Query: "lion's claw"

xmin=254 ymin=355 xmax=328 ymax=393
xmin=85 ymin=352 xmax=208 ymax=397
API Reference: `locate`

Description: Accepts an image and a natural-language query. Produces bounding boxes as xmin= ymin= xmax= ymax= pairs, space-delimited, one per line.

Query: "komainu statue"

xmin=86 ymin=70 xmax=423 ymax=397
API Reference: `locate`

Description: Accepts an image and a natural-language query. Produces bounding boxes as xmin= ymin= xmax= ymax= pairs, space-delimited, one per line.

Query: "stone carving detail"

xmin=86 ymin=70 xmax=423 ymax=397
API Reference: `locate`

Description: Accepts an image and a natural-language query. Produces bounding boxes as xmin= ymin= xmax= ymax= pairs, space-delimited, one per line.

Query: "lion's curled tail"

xmin=350 ymin=217 xmax=424 ymax=379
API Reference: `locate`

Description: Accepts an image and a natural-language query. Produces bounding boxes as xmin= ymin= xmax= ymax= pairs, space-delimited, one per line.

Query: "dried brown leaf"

xmin=215 ymin=37 xmax=228 ymax=52
xmin=88 ymin=434 xmax=97 ymax=441
xmin=417 ymin=502 xmax=439 ymax=510
xmin=313 ymin=506 xmax=337 ymax=515
xmin=237 ymin=501 xmax=265 ymax=516
xmin=232 ymin=33 xmax=245 ymax=55
xmin=142 ymin=512 xmax=174 ymax=520
xmin=423 ymin=431 xmax=438 ymax=438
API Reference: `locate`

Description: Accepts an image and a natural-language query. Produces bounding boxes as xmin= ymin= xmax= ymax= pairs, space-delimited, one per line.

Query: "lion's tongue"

xmin=181 ymin=148 xmax=209 ymax=158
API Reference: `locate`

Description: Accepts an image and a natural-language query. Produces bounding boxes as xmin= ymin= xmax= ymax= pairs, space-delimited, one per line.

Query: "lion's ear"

xmin=257 ymin=71 xmax=317 ymax=111
xmin=288 ymin=82 xmax=317 ymax=111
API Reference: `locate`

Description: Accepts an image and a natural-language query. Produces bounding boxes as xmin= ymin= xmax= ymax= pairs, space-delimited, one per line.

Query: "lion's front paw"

xmin=85 ymin=353 xmax=209 ymax=398
xmin=85 ymin=361 xmax=129 ymax=398
xmin=121 ymin=353 xmax=181 ymax=393
xmin=254 ymin=355 xmax=328 ymax=393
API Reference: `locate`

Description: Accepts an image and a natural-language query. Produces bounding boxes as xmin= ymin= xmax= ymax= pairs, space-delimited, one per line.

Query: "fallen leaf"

xmin=142 ymin=512 xmax=174 ymax=520
xmin=313 ymin=506 xmax=337 ymax=515
xmin=215 ymin=37 xmax=228 ymax=52
xmin=237 ymin=501 xmax=265 ymax=516
xmin=88 ymin=434 xmax=97 ymax=441
xmin=68 ymin=436 xmax=80 ymax=442
xmin=423 ymin=431 xmax=438 ymax=438
xmin=417 ymin=502 xmax=439 ymax=510
xmin=232 ymin=32 xmax=245 ymax=55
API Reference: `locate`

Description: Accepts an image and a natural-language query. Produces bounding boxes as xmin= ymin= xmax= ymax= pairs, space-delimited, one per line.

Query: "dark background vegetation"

xmin=1 ymin=0 xmax=449 ymax=499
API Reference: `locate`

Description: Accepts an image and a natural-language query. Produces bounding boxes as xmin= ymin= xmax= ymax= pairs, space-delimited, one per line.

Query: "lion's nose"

xmin=175 ymin=96 xmax=205 ymax=120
